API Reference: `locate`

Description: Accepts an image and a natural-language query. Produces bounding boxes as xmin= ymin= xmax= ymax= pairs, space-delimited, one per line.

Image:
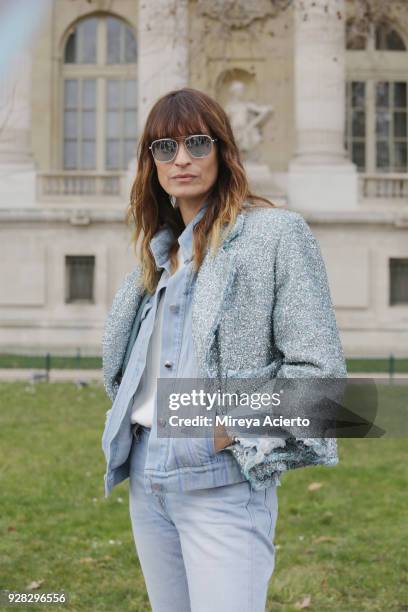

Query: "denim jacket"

xmin=101 ymin=206 xmax=347 ymax=497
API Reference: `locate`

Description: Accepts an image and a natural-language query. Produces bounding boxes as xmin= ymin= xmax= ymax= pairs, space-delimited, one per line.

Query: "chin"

xmin=173 ymin=187 xmax=203 ymax=198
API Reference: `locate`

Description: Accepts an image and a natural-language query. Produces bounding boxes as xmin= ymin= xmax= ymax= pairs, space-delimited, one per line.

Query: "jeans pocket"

xmin=264 ymin=485 xmax=278 ymax=539
xmin=246 ymin=484 xmax=278 ymax=539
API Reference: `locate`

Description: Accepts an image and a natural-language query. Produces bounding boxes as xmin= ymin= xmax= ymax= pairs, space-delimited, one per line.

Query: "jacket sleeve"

xmin=227 ymin=212 xmax=348 ymax=489
xmin=101 ymin=265 xmax=144 ymax=402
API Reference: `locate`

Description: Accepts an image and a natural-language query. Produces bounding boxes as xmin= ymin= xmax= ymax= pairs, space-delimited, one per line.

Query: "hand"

xmin=213 ymin=423 xmax=234 ymax=453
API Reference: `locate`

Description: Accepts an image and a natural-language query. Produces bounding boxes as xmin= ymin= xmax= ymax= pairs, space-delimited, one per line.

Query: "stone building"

xmin=0 ymin=0 xmax=407 ymax=357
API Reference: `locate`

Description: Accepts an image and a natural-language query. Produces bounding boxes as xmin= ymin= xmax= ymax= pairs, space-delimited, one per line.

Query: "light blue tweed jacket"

xmin=102 ymin=206 xmax=347 ymax=489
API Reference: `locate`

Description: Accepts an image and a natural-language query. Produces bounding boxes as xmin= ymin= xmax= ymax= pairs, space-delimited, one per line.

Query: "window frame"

xmin=389 ymin=258 xmax=408 ymax=306
xmin=65 ymin=255 xmax=96 ymax=304
xmin=60 ymin=15 xmax=137 ymax=173
xmin=345 ymin=22 xmax=408 ymax=174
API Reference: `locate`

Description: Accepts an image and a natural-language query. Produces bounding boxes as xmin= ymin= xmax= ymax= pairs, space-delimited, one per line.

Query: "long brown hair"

xmin=127 ymin=87 xmax=277 ymax=294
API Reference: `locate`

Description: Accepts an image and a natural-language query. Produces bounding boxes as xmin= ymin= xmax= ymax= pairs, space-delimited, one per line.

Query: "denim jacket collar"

xmin=150 ymin=203 xmax=209 ymax=273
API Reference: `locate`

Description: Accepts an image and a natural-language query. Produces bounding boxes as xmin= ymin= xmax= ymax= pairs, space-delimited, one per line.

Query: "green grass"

xmin=1 ymin=354 xmax=408 ymax=373
xmin=346 ymin=358 xmax=408 ymax=374
xmin=0 ymin=382 xmax=406 ymax=611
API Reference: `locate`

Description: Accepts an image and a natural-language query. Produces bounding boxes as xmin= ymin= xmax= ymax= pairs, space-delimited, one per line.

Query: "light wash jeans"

xmin=128 ymin=425 xmax=279 ymax=612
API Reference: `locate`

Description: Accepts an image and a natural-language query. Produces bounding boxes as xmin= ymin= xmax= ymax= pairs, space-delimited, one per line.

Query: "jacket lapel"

xmin=192 ymin=212 xmax=246 ymax=377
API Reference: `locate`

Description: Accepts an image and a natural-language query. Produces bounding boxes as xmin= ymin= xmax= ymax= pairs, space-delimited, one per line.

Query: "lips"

xmin=172 ymin=174 xmax=196 ymax=179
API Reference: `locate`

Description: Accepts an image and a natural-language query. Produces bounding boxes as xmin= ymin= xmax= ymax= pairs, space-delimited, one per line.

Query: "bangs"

xmin=147 ymin=95 xmax=212 ymax=141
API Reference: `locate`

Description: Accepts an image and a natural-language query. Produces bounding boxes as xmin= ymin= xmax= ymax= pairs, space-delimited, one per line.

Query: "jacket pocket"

xmin=165 ymin=435 xmax=218 ymax=471
xmin=226 ymin=360 xmax=280 ymax=379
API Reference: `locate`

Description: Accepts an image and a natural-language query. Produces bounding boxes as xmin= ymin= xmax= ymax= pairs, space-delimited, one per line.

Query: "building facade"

xmin=0 ymin=0 xmax=407 ymax=357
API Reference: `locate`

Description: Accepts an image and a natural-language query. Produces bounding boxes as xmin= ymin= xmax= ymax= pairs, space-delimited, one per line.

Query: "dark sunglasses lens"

xmin=152 ymin=139 xmax=177 ymax=161
xmin=185 ymin=135 xmax=212 ymax=158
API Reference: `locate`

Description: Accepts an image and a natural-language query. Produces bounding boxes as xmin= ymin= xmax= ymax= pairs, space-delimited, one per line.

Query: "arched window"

xmin=62 ymin=15 xmax=137 ymax=172
xmin=375 ymin=21 xmax=406 ymax=51
xmin=345 ymin=20 xmax=408 ymax=173
xmin=346 ymin=19 xmax=406 ymax=51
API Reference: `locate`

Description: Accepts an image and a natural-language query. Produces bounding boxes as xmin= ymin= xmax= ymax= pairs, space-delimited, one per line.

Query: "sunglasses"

xmin=149 ymin=134 xmax=218 ymax=163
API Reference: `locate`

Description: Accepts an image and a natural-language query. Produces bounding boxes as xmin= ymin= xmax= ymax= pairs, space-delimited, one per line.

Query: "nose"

xmin=173 ymin=141 xmax=191 ymax=165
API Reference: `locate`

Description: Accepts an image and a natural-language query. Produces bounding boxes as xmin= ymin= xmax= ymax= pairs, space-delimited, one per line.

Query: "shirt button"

xmin=152 ymin=483 xmax=162 ymax=492
xmin=169 ymin=304 xmax=180 ymax=314
xmin=164 ymin=360 xmax=173 ymax=369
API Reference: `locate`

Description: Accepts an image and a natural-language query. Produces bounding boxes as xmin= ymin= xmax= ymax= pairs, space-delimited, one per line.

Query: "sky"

xmin=0 ymin=0 xmax=52 ymax=79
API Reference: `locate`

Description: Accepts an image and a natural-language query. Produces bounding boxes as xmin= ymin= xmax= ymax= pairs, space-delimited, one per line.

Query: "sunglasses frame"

xmin=149 ymin=134 xmax=218 ymax=163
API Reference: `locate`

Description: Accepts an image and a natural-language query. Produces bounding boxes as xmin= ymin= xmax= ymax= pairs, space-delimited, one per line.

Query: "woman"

xmin=101 ymin=87 xmax=347 ymax=612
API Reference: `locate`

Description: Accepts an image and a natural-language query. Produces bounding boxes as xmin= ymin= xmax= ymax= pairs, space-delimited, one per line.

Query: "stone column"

xmin=288 ymin=0 xmax=358 ymax=211
xmin=137 ymin=0 xmax=189 ymax=134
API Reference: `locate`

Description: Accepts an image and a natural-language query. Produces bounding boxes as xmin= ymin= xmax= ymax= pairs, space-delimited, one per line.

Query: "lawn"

xmin=0 ymin=382 xmax=406 ymax=611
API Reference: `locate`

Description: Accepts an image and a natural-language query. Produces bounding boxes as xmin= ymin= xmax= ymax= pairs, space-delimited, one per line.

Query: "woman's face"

xmin=153 ymin=130 xmax=218 ymax=203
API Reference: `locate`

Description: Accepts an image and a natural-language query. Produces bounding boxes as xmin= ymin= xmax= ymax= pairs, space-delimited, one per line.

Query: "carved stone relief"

xmin=196 ymin=0 xmax=292 ymax=29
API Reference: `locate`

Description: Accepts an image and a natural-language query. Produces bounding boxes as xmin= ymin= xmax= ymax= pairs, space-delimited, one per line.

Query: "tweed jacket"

xmin=102 ymin=206 xmax=347 ymax=489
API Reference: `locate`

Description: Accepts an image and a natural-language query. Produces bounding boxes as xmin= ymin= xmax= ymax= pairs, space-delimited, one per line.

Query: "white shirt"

xmin=130 ymin=248 xmax=185 ymax=426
